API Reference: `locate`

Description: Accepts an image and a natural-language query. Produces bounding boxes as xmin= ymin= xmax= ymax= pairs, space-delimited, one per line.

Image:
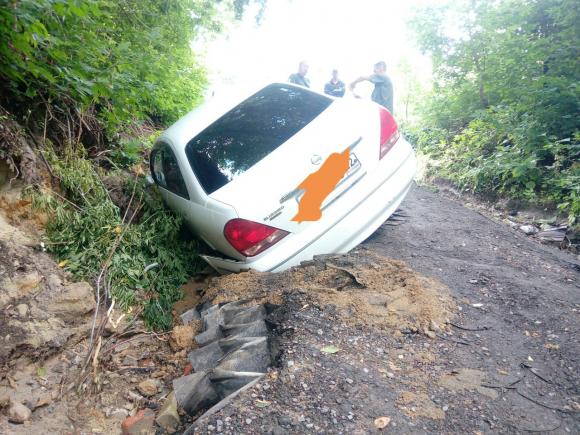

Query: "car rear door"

xmin=150 ymin=143 xmax=194 ymax=221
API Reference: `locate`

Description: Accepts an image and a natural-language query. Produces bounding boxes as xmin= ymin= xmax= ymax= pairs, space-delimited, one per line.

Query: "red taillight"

xmin=379 ymin=108 xmax=400 ymax=160
xmin=224 ymin=218 xmax=289 ymax=257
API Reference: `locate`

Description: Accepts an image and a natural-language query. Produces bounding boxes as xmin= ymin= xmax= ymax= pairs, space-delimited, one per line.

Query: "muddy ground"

xmin=189 ymin=186 xmax=579 ymax=434
xmin=1 ymin=184 xmax=579 ymax=434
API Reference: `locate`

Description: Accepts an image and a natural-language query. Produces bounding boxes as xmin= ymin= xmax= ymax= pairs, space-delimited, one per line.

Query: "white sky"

xmin=194 ymin=0 xmax=443 ymax=114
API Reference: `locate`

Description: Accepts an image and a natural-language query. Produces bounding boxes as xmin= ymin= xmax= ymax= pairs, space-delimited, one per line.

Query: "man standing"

xmin=324 ymin=69 xmax=345 ymax=97
xmin=349 ymin=61 xmax=394 ymax=113
xmin=288 ymin=61 xmax=310 ymax=88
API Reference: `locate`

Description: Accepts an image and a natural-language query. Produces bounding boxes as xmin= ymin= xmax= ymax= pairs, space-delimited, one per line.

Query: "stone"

xmin=47 ymin=281 xmax=96 ymax=320
xmin=8 ymin=401 xmax=32 ymax=423
xmin=374 ymin=416 xmax=391 ymax=429
xmin=278 ymin=416 xmax=292 ymax=427
xmin=520 ymin=224 xmax=539 ymax=235
xmin=155 ymin=392 xmax=180 ymax=432
xmin=15 ymin=304 xmax=28 ymax=318
xmin=110 ymin=408 xmax=130 ymax=420
xmin=137 ymin=379 xmax=161 ymax=397
xmin=173 ymin=372 xmax=218 ymax=415
xmin=121 ymin=408 xmax=155 ymax=435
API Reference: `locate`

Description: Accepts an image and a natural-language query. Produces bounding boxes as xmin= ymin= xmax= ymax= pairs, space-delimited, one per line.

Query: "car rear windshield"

xmin=185 ymin=84 xmax=332 ymax=194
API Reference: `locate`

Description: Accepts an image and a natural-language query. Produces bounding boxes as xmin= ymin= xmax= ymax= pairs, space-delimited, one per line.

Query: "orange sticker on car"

xmin=292 ymin=148 xmax=350 ymax=223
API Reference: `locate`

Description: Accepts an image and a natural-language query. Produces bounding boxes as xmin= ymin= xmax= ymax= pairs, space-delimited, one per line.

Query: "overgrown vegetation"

xmin=407 ymin=0 xmax=579 ymax=224
xmin=29 ymin=145 xmax=203 ymax=330
xmin=0 ymin=0 xmax=246 ymax=328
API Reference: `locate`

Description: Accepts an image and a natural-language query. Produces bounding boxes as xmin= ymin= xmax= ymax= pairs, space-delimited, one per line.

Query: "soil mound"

xmin=202 ymin=250 xmax=455 ymax=333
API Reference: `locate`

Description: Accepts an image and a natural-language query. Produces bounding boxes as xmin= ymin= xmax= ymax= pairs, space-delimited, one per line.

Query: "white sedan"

xmin=150 ymin=83 xmax=416 ymax=274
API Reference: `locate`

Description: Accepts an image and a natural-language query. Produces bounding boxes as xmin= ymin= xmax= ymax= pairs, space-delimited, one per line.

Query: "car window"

xmin=185 ymin=84 xmax=333 ymax=194
xmin=151 ymin=144 xmax=189 ymax=199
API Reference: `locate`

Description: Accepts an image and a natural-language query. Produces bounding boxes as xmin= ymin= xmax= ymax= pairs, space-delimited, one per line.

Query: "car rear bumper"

xmin=202 ymin=140 xmax=416 ymax=274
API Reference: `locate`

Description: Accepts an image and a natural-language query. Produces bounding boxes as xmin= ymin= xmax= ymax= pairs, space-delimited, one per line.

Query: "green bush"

xmin=31 ymin=147 xmax=203 ymax=330
xmin=409 ymin=0 xmax=580 ymax=225
xmin=0 ymin=0 xmax=218 ymax=132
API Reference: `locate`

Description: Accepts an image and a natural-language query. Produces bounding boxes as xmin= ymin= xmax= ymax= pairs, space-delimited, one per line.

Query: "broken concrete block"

xmin=195 ymin=325 xmax=223 ymax=347
xmin=173 ymin=372 xmax=218 ymax=415
xmin=180 ymin=308 xmax=200 ymax=325
xmin=218 ymin=336 xmax=266 ymax=354
xmin=217 ymin=337 xmax=271 ymax=373
xmin=223 ymin=320 xmax=268 ymax=338
xmin=188 ymin=341 xmax=224 ymax=372
xmin=228 ymin=305 xmax=266 ymax=324
xmin=210 ymin=369 xmax=264 ymax=399
xmin=203 ymin=306 xmax=224 ymax=330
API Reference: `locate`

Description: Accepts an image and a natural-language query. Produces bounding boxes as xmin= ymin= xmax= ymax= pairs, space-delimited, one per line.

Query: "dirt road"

xmin=192 ymin=185 xmax=579 ymax=434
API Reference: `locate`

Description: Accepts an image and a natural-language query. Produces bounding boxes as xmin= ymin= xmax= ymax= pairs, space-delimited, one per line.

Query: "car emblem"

xmin=311 ymin=154 xmax=322 ymax=165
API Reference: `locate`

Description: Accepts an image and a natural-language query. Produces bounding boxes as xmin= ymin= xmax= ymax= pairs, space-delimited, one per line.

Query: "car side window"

xmin=151 ymin=144 xmax=189 ymax=199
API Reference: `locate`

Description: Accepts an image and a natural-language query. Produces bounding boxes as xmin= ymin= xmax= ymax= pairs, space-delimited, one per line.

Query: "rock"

xmin=171 ymin=324 xmax=194 ymax=350
xmin=155 ymin=392 xmax=180 ymax=432
xmin=374 ymin=416 xmax=391 ymax=429
xmin=430 ymin=319 xmax=441 ymax=332
xmin=137 ymin=379 xmax=161 ymax=397
xmin=110 ymin=408 xmax=130 ymax=420
xmin=173 ymin=371 xmax=218 ymax=415
xmin=180 ymin=308 xmax=200 ymax=325
xmin=15 ymin=304 xmax=28 ymax=318
xmin=278 ymin=416 xmax=292 ymax=427
xmin=8 ymin=401 xmax=32 ymax=424
xmin=121 ymin=408 xmax=155 ymax=435
xmin=519 ymin=224 xmax=539 ymax=235
xmin=104 ymin=310 xmax=130 ymax=335
xmin=47 ymin=281 xmax=96 ymax=320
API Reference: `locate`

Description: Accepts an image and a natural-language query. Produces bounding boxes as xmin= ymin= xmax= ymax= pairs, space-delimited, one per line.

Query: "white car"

xmin=150 ymin=83 xmax=416 ymax=274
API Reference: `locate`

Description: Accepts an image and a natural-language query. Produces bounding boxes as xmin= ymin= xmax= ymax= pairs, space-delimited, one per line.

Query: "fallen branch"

xmin=516 ymin=389 xmax=573 ymax=414
xmin=447 ymin=321 xmax=490 ymax=332
xmin=435 ymin=333 xmax=471 ymax=345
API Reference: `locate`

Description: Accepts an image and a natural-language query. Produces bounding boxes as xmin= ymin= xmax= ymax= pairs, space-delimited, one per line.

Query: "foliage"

xmin=408 ymin=0 xmax=580 ymax=224
xmin=0 ymin=0 xmax=220 ymax=132
xmin=30 ymin=146 xmax=203 ymax=330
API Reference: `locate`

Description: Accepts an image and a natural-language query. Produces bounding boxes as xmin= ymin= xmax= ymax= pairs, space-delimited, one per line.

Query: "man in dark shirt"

xmin=349 ymin=61 xmax=394 ymax=113
xmin=288 ymin=61 xmax=310 ymax=88
xmin=324 ymin=69 xmax=345 ymax=97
